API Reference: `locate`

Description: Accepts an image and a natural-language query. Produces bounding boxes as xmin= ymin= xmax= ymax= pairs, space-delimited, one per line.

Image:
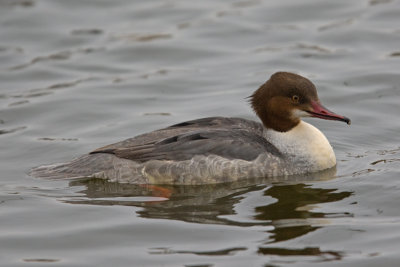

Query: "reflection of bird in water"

xmin=65 ymin=167 xmax=349 ymax=225
xmin=63 ymin=170 xmax=351 ymax=259
xmin=63 ymin=166 xmax=351 ymax=257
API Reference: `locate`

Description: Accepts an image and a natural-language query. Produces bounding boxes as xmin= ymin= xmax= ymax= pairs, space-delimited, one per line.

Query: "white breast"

xmin=263 ymin=121 xmax=336 ymax=172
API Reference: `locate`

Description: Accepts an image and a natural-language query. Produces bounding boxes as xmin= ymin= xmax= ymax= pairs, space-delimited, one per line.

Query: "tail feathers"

xmin=29 ymin=154 xmax=115 ymax=180
xmin=29 ymin=163 xmax=87 ymax=180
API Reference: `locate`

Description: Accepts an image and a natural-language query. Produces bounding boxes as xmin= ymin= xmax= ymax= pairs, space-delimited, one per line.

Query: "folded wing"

xmin=90 ymin=128 xmax=282 ymax=162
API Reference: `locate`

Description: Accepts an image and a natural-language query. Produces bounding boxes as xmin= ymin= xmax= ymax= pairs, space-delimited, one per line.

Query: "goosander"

xmin=30 ymin=72 xmax=350 ymax=185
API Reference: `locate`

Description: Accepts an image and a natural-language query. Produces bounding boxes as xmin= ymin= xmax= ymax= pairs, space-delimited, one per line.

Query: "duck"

xmin=30 ymin=72 xmax=350 ymax=185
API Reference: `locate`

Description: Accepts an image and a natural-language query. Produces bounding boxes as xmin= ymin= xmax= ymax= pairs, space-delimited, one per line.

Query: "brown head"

xmin=250 ymin=72 xmax=350 ymax=132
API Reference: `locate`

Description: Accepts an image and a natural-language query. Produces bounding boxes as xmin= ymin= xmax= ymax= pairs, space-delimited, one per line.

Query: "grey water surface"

xmin=1 ymin=0 xmax=400 ymax=266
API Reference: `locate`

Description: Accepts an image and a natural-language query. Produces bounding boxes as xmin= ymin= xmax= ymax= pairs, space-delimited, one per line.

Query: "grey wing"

xmin=91 ymin=117 xmax=264 ymax=152
xmin=90 ymin=129 xmax=282 ymax=162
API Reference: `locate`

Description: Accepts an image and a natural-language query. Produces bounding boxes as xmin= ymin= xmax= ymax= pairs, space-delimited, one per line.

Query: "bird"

xmin=30 ymin=72 xmax=350 ymax=185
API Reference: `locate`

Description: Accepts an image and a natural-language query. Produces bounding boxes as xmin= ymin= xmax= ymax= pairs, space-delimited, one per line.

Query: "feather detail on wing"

xmin=90 ymin=129 xmax=282 ymax=162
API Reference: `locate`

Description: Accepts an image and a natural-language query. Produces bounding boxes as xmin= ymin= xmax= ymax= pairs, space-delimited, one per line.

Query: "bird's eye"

xmin=292 ymin=95 xmax=300 ymax=103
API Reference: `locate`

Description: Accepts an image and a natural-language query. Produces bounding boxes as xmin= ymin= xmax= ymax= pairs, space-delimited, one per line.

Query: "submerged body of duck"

xmin=30 ymin=72 xmax=350 ymax=185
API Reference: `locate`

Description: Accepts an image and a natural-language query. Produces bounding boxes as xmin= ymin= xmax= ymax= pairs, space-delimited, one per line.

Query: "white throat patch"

xmin=263 ymin=121 xmax=336 ymax=172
